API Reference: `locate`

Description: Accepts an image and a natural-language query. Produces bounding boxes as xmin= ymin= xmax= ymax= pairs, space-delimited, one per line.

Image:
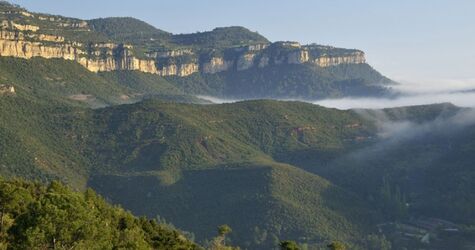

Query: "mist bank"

xmin=391 ymin=78 xmax=475 ymax=94
xmin=314 ymin=79 xmax=475 ymax=109
xmin=198 ymin=79 xmax=475 ymax=110
xmin=198 ymin=92 xmax=475 ymax=109
xmin=313 ymin=92 xmax=475 ymax=110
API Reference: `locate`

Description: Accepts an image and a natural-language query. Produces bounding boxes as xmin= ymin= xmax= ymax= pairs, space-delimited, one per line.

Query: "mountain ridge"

xmin=0 ymin=2 xmax=391 ymax=92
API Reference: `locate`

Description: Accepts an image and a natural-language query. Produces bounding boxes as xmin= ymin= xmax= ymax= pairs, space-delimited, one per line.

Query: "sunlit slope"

xmin=0 ymin=57 xmax=195 ymax=107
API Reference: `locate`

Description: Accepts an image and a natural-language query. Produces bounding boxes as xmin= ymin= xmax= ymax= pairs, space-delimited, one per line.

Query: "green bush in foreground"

xmin=0 ymin=179 xmax=199 ymax=250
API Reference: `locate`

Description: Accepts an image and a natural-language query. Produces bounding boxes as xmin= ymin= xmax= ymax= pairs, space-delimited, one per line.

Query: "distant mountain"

xmin=0 ymin=2 xmax=393 ymax=102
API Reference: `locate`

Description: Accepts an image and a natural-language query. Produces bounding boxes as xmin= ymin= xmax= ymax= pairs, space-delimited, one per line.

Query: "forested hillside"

xmin=0 ymin=179 xmax=199 ymax=249
xmin=0 ymin=92 xmax=380 ymax=249
xmin=2 ymin=87 xmax=475 ymax=248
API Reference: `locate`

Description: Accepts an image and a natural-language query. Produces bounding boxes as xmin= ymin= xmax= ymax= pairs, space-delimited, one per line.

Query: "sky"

xmin=7 ymin=0 xmax=475 ymax=86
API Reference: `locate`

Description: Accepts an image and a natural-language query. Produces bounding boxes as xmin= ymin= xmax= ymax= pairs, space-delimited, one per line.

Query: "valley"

xmin=0 ymin=1 xmax=474 ymax=249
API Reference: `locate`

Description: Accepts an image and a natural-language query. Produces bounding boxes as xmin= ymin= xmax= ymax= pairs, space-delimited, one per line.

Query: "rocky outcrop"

xmin=154 ymin=62 xmax=199 ymax=77
xmin=0 ymin=2 xmax=374 ymax=83
xmin=1 ymin=20 xmax=40 ymax=32
xmin=147 ymin=49 xmax=193 ymax=58
xmin=20 ymin=11 xmax=33 ymax=17
xmin=177 ymin=63 xmax=199 ymax=76
xmin=246 ymin=43 xmax=268 ymax=51
xmin=57 ymin=21 xmax=88 ymax=29
xmin=0 ymin=30 xmax=64 ymax=42
xmin=0 ymin=39 xmax=81 ymax=60
xmin=0 ymin=32 xmax=160 ymax=73
xmin=0 ymin=84 xmax=15 ymax=95
xmin=202 ymin=57 xmax=233 ymax=74
xmin=313 ymin=51 xmax=366 ymax=67
xmin=288 ymin=50 xmax=309 ymax=64
xmin=0 ymin=25 xmax=366 ymax=77
xmin=265 ymin=42 xmax=365 ymax=67
xmin=37 ymin=34 xmax=65 ymax=42
xmin=77 ymin=56 xmax=159 ymax=74
xmin=11 ymin=22 xmax=39 ymax=32
xmin=0 ymin=30 xmax=20 ymax=40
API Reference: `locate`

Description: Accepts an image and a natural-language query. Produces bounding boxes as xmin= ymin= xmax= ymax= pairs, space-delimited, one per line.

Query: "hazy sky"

xmin=8 ymin=0 xmax=475 ymax=84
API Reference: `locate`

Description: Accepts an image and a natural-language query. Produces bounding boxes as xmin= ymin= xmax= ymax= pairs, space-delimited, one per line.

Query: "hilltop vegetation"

xmin=0 ymin=178 xmax=199 ymax=249
xmin=89 ymin=17 xmax=170 ymax=43
xmin=172 ymin=26 xmax=269 ymax=49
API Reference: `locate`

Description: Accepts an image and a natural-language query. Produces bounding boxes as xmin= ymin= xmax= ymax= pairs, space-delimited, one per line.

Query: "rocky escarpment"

xmin=0 ymin=6 xmax=366 ymax=77
xmin=198 ymin=42 xmax=366 ymax=73
xmin=0 ymin=84 xmax=15 ymax=95
xmin=0 ymin=28 xmax=366 ymax=77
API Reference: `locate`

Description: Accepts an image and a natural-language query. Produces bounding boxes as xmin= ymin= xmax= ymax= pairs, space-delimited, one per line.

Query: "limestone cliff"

xmin=202 ymin=57 xmax=233 ymax=74
xmin=0 ymin=84 xmax=15 ymax=95
xmin=288 ymin=50 xmax=309 ymax=64
xmin=0 ymin=27 xmax=366 ymax=77
xmin=314 ymin=52 xmax=366 ymax=67
xmin=0 ymin=6 xmax=367 ymax=77
xmin=0 ymin=37 xmax=81 ymax=60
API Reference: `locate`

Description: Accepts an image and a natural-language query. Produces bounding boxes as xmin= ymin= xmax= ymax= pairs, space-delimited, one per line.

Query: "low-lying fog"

xmin=198 ymin=80 xmax=475 ymax=170
xmin=317 ymin=79 xmax=475 ymax=109
xmin=314 ymin=92 xmax=475 ymax=110
xmin=198 ymin=79 xmax=475 ymax=110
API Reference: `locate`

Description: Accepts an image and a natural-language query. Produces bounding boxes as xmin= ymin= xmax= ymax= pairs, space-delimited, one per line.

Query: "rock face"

xmin=10 ymin=21 xmax=39 ymax=32
xmin=314 ymin=52 xmax=366 ymax=67
xmin=76 ymin=46 xmax=159 ymax=74
xmin=288 ymin=50 xmax=309 ymax=64
xmin=0 ymin=84 xmax=15 ymax=95
xmin=202 ymin=57 xmax=233 ymax=74
xmin=0 ymin=10 xmax=366 ymax=77
xmin=0 ymin=37 xmax=81 ymax=60
xmin=237 ymin=53 xmax=257 ymax=71
xmin=147 ymin=49 xmax=193 ymax=58
xmin=177 ymin=63 xmax=199 ymax=77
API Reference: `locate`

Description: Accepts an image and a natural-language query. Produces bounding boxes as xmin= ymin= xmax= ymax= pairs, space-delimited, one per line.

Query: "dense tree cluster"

xmin=0 ymin=179 xmax=199 ymax=249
